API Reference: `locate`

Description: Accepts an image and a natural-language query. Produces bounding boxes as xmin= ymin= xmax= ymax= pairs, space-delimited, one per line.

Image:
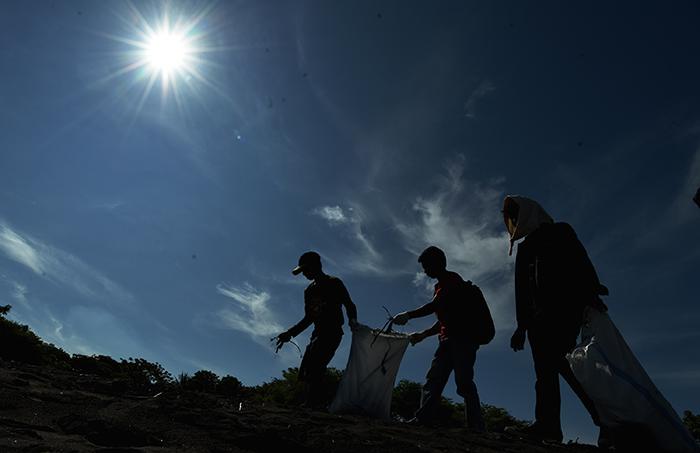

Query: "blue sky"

xmin=2 ymin=0 xmax=700 ymax=444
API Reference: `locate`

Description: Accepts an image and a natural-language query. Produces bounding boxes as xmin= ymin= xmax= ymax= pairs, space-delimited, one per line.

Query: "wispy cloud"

xmin=0 ymin=220 xmax=134 ymax=307
xmin=313 ymin=205 xmax=348 ymax=225
xmin=311 ymin=155 xmax=515 ymax=330
xmin=396 ymin=155 xmax=511 ymax=280
xmin=394 ymin=155 xmax=514 ymax=328
xmin=312 ymin=205 xmax=383 ymax=274
xmin=465 ymin=80 xmax=496 ymax=119
xmin=6 ymin=280 xmax=31 ymax=310
xmin=216 ymin=282 xmax=283 ymax=339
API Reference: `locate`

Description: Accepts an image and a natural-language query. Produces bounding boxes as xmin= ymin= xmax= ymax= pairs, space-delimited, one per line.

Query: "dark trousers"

xmin=416 ymin=337 xmax=485 ymax=430
xmin=298 ymin=333 xmax=342 ymax=406
xmin=528 ymin=325 xmax=600 ymax=437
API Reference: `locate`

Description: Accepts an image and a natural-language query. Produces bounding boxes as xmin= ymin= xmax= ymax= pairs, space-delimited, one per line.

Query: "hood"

xmin=503 ymin=195 xmax=554 ymax=256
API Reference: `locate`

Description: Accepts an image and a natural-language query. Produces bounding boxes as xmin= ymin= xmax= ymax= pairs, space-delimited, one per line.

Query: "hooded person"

xmin=502 ymin=195 xmax=611 ymax=446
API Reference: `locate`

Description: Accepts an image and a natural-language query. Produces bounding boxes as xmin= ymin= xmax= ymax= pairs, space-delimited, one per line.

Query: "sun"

xmin=91 ymin=2 xmax=233 ymax=127
xmin=145 ymin=31 xmax=190 ymax=74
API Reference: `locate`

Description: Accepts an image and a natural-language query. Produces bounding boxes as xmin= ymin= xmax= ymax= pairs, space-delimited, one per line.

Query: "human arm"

xmin=336 ymin=280 xmax=359 ymax=330
xmin=343 ymin=298 xmax=358 ymax=328
xmin=510 ymin=326 xmax=526 ymax=352
xmin=286 ymin=315 xmax=312 ymax=339
xmin=392 ymin=292 xmax=443 ymax=326
xmin=409 ymin=321 xmax=441 ymax=346
xmin=274 ymin=315 xmax=311 ymax=352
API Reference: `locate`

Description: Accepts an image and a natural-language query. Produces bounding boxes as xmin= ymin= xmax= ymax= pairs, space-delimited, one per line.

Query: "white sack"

xmin=328 ymin=323 xmax=410 ymax=420
xmin=567 ymin=307 xmax=699 ymax=453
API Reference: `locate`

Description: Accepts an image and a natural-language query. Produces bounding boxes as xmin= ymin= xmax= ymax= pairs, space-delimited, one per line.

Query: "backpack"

xmin=464 ymin=281 xmax=495 ymax=345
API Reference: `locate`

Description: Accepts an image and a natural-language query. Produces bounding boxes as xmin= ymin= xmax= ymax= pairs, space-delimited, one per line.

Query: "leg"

xmin=558 ymin=356 xmax=601 ymax=426
xmin=452 ymin=338 xmax=485 ymax=431
xmin=414 ymin=340 xmax=453 ymax=425
xmin=529 ymin=332 xmax=564 ymax=440
xmin=298 ymin=334 xmax=342 ymax=407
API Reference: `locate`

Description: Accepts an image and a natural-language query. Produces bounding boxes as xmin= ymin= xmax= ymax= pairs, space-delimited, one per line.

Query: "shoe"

xmin=505 ymin=425 xmax=563 ymax=443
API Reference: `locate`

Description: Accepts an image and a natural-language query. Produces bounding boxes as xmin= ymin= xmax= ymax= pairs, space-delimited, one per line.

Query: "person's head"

xmin=502 ymin=195 xmax=553 ymax=256
xmin=292 ymin=251 xmax=323 ymax=280
xmin=502 ymin=196 xmax=519 ymax=237
xmin=418 ymin=246 xmax=447 ymax=279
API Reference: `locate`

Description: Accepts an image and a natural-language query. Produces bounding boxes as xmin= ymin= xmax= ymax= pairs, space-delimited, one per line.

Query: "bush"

xmin=390 ymin=378 xmax=531 ymax=431
xmin=71 ymin=354 xmax=123 ymax=378
xmin=249 ymin=367 xmax=343 ymax=405
xmin=119 ymin=357 xmax=173 ymax=391
xmin=391 ymin=379 xmax=422 ymax=421
xmin=481 ymin=403 xmax=531 ymax=432
xmin=218 ymin=375 xmax=244 ymax=398
xmin=0 ymin=305 xmax=70 ymax=367
xmin=684 ymin=410 xmax=700 ymax=441
xmin=187 ymin=370 xmax=219 ymax=393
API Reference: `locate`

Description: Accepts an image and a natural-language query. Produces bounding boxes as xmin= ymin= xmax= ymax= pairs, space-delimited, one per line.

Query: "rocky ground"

xmin=0 ymin=361 xmax=604 ymax=453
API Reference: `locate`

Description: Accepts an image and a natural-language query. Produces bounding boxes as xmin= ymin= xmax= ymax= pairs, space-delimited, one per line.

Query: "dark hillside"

xmin=0 ymin=361 xmax=604 ymax=453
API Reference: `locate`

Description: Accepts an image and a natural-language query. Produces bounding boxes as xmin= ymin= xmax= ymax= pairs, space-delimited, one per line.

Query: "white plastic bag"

xmin=567 ymin=307 xmax=699 ymax=453
xmin=328 ymin=323 xmax=410 ymax=420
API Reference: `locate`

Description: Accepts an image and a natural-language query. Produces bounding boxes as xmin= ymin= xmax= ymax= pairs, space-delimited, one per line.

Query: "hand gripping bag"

xmin=567 ymin=307 xmax=699 ymax=453
xmin=328 ymin=323 xmax=410 ymax=420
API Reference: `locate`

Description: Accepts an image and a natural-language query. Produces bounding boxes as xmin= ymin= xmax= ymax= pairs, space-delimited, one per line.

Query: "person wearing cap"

xmin=275 ymin=251 xmax=358 ymax=408
xmin=502 ymin=195 xmax=610 ymax=446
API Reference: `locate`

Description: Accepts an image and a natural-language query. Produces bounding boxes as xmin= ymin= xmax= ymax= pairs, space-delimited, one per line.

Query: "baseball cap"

xmin=292 ymin=251 xmax=321 ymax=275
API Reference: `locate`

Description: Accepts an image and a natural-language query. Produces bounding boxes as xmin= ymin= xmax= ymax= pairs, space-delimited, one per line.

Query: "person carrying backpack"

xmin=393 ymin=246 xmax=494 ymax=431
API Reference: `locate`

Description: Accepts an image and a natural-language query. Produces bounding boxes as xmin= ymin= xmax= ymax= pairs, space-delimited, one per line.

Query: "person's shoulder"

xmin=529 ymin=222 xmax=576 ymax=240
xmin=551 ymin=222 xmax=579 ymax=241
xmin=326 ymin=276 xmax=347 ymax=287
xmin=442 ymin=271 xmax=465 ymax=287
xmin=552 ymin=222 xmax=575 ymax=232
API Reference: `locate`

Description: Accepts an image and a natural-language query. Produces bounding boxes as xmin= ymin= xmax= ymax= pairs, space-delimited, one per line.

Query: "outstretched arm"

xmin=393 ymin=291 xmax=444 ymax=325
xmin=274 ymin=315 xmax=311 ymax=352
xmin=409 ymin=320 xmax=441 ymax=346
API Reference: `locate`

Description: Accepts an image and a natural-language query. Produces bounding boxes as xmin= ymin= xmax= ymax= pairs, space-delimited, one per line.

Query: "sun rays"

xmin=92 ymin=1 xmax=230 ymax=127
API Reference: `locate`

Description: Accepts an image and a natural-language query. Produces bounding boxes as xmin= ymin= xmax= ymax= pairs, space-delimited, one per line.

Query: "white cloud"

xmin=7 ymin=279 xmax=31 ymax=309
xmin=396 ymin=155 xmax=511 ymax=279
xmin=216 ymin=282 xmax=283 ymax=338
xmin=465 ymin=80 xmax=496 ymax=119
xmin=0 ymin=223 xmax=45 ymax=275
xmin=312 ymin=205 xmax=384 ymax=275
xmin=313 ymin=205 xmax=348 ymax=224
xmin=0 ymin=220 xmax=134 ymax=308
xmin=394 ymin=155 xmax=515 ymax=328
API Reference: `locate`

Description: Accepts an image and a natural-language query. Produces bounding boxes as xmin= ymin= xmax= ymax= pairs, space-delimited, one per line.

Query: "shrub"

xmin=684 ymin=410 xmax=700 ymax=441
xmin=0 ymin=305 xmax=70 ymax=367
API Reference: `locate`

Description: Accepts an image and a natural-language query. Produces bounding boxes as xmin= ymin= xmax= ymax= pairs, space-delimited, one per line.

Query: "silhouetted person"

xmin=502 ymin=195 xmax=611 ymax=446
xmin=694 ymin=187 xmax=700 ymax=209
xmin=393 ymin=246 xmax=493 ymax=432
xmin=276 ymin=251 xmax=358 ymax=408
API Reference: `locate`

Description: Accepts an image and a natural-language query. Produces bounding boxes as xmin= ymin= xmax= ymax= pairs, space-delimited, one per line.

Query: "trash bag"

xmin=328 ymin=322 xmax=410 ymax=420
xmin=567 ymin=307 xmax=699 ymax=453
